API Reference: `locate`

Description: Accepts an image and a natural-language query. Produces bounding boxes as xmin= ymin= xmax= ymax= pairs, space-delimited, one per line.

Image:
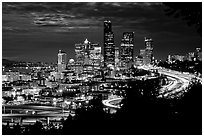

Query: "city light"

xmin=2 ymin=2 xmax=202 ymax=135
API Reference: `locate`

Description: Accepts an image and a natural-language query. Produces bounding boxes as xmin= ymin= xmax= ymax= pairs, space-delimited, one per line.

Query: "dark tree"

xmin=163 ymin=2 xmax=202 ymax=36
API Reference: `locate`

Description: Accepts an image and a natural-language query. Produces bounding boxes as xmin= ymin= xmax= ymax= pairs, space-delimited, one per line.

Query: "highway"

xmin=103 ymin=65 xmax=197 ymax=109
xmin=139 ymin=65 xmax=193 ymax=99
xmin=160 ymin=76 xmax=176 ymax=93
xmin=102 ymin=97 xmax=123 ymax=109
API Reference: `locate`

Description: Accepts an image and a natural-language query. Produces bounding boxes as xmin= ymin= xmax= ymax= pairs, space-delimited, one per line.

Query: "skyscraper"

xmin=75 ymin=39 xmax=102 ymax=76
xmin=115 ymin=46 xmax=120 ymax=68
xmin=144 ymin=37 xmax=153 ymax=64
xmin=90 ymin=43 xmax=102 ymax=68
xmin=120 ymin=32 xmax=134 ymax=68
xmin=58 ymin=50 xmax=67 ymax=73
xmin=139 ymin=49 xmax=145 ymax=65
xmin=104 ymin=20 xmax=115 ymax=68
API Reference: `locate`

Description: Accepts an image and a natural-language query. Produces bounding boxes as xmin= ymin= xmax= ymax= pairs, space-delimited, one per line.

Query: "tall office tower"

xmin=144 ymin=37 xmax=153 ymax=64
xmin=195 ymin=47 xmax=202 ymax=61
xmin=90 ymin=43 xmax=102 ymax=67
xmin=115 ymin=46 xmax=120 ymax=68
xmin=75 ymin=40 xmax=86 ymax=66
xmin=75 ymin=39 xmax=101 ymax=76
xmin=75 ymin=39 xmax=90 ymax=75
xmin=120 ymin=32 xmax=134 ymax=68
xmin=58 ymin=50 xmax=67 ymax=73
xmin=104 ymin=20 xmax=115 ymax=68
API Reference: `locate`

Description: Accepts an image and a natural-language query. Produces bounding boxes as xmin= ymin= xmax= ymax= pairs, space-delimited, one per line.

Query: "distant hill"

xmin=2 ymin=59 xmax=17 ymax=66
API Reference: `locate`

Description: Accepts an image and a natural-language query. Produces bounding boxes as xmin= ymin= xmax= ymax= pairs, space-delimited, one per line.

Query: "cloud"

xmin=53 ymin=26 xmax=95 ymax=33
xmin=2 ymin=2 xmax=181 ymax=36
xmin=2 ymin=2 xmax=200 ymax=39
xmin=33 ymin=13 xmax=68 ymax=26
xmin=3 ymin=2 xmax=162 ymax=24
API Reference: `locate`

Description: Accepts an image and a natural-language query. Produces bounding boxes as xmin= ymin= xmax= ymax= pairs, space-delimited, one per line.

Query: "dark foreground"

xmin=2 ymin=82 xmax=202 ymax=135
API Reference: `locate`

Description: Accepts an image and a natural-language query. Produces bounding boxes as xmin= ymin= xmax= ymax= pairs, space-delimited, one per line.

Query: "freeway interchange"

xmin=139 ymin=65 xmax=199 ymax=99
xmin=102 ymin=65 xmax=201 ymax=108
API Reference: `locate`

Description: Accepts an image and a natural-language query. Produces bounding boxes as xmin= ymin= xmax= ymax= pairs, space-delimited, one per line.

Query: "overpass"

xmin=2 ymin=104 xmax=71 ymax=125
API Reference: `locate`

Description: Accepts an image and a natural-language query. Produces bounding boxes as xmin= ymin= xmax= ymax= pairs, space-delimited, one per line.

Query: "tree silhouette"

xmin=163 ymin=2 xmax=202 ymax=36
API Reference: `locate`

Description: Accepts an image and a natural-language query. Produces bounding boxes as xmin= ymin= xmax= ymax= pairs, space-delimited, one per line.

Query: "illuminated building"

xmin=120 ymin=32 xmax=134 ymax=69
xmin=195 ymin=47 xmax=202 ymax=61
xmin=2 ymin=72 xmax=19 ymax=82
xmin=100 ymin=55 xmax=104 ymax=67
xmin=75 ymin=41 xmax=85 ymax=75
xmin=67 ymin=59 xmax=75 ymax=71
xmin=140 ymin=49 xmax=146 ymax=56
xmin=75 ymin=39 xmax=102 ymax=77
xmin=167 ymin=55 xmax=172 ymax=63
xmin=137 ymin=37 xmax=153 ymax=65
xmin=144 ymin=37 xmax=153 ymax=65
xmin=90 ymin=43 xmax=102 ymax=69
xmin=58 ymin=50 xmax=67 ymax=73
xmin=171 ymin=55 xmax=185 ymax=62
xmin=115 ymin=46 xmax=120 ymax=68
xmin=138 ymin=49 xmax=146 ymax=65
xmin=135 ymin=56 xmax=143 ymax=66
xmin=185 ymin=52 xmax=195 ymax=61
xmin=19 ymin=74 xmax=32 ymax=81
xmin=50 ymin=71 xmax=62 ymax=81
xmin=2 ymin=71 xmax=31 ymax=82
xmin=104 ymin=20 xmax=115 ymax=67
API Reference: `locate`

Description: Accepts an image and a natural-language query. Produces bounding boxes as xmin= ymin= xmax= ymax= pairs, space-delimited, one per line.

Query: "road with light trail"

xmin=103 ymin=65 xmax=197 ymax=108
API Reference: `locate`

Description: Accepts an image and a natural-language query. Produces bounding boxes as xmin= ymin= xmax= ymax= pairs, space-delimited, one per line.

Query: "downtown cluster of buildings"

xmin=2 ymin=20 xmax=202 ymax=86
xmin=2 ymin=20 xmax=202 ymax=114
xmin=53 ymin=20 xmax=154 ymax=81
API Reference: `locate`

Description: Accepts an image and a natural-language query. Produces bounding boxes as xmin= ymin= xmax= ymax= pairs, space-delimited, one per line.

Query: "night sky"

xmin=2 ymin=2 xmax=201 ymax=63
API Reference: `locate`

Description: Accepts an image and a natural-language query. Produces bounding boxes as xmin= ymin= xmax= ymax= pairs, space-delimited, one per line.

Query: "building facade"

xmin=75 ymin=39 xmax=102 ymax=77
xmin=185 ymin=52 xmax=195 ymax=61
xmin=144 ymin=37 xmax=153 ymax=65
xmin=195 ymin=47 xmax=202 ymax=61
xmin=171 ymin=55 xmax=185 ymax=62
xmin=115 ymin=46 xmax=120 ymax=68
xmin=104 ymin=20 xmax=115 ymax=67
xmin=120 ymin=32 xmax=134 ymax=69
xmin=58 ymin=50 xmax=67 ymax=73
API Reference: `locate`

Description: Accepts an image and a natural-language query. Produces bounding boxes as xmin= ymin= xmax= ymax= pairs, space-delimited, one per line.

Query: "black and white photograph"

xmin=2 ymin=1 xmax=202 ymax=135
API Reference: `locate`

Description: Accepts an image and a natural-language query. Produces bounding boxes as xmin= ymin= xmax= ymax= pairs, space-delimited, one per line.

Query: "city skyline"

xmin=2 ymin=2 xmax=201 ymax=63
xmin=2 ymin=2 xmax=202 ymax=135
